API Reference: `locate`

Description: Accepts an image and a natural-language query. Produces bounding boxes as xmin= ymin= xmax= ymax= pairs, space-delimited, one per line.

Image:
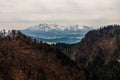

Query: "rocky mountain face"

xmin=0 ymin=30 xmax=85 ymax=80
xmin=57 ymin=25 xmax=120 ymax=80
xmin=21 ymin=24 xmax=92 ymax=44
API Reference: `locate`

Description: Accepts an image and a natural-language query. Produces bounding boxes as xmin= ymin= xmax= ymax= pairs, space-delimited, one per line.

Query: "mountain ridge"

xmin=56 ymin=24 xmax=120 ymax=80
xmin=26 ymin=24 xmax=92 ymax=32
xmin=0 ymin=24 xmax=120 ymax=80
xmin=21 ymin=24 xmax=93 ymax=44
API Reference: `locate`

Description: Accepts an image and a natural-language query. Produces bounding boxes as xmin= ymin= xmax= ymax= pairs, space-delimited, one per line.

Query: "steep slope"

xmin=59 ymin=25 xmax=120 ymax=80
xmin=75 ymin=25 xmax=120 ymax=66
xmin=21 ymin=24 xmax=92 ymax=44
xmin=0 ymin=30 xmax=85 ymax=80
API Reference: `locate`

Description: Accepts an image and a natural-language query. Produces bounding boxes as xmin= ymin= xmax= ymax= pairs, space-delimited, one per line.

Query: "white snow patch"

xmin=27 ymin=24 xmax=92 ymax=32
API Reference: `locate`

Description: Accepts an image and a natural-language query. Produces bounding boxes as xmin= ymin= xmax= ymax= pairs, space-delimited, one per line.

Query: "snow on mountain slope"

xmin=21 ymin=24 xmax=93 ymax=44
xmin=26 ymin=24 xmax=91 ymax=32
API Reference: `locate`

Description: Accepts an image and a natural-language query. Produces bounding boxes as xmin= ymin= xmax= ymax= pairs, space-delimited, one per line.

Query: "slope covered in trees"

xmin=0 ymin=30 xmax=85 ymax=80
xmin=0 ymin=24 xmax=120 ymax=80
xmin=56 ymin=25 xmax=120 ymax=80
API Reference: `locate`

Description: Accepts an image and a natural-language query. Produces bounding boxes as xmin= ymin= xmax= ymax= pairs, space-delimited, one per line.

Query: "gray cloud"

xmin=0 ymin=0 xmax=120 ymax=30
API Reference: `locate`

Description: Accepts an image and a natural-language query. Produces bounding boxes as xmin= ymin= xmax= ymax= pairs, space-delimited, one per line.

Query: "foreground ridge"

xmin=0 ymin=30 xmax=85 ymax=80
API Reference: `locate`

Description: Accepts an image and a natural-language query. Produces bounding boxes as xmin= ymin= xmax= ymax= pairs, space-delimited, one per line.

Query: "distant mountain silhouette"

xmin=21 ymin=24 xmax=93 ymax=44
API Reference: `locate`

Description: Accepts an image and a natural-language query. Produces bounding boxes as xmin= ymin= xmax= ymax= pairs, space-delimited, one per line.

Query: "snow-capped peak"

xmin=27 ymin=24 xmax=91 ymax=32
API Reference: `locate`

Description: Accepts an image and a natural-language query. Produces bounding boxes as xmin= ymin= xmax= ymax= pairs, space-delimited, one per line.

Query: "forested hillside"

xmin=56 ymin=25 xmax=120 ymax=80
xmin=0 ymin=25 xmax=120 ymax=80
xmin=0 ymin=30 xmax=85 ymax=80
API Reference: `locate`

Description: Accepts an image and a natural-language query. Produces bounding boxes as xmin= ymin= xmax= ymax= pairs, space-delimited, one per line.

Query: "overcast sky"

xmin=0 ymin=0 xmax=120 ymax=30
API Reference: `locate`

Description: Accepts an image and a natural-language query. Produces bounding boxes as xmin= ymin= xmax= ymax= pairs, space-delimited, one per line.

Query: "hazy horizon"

xmin=0 ymin=0 xmax=120 ymax=30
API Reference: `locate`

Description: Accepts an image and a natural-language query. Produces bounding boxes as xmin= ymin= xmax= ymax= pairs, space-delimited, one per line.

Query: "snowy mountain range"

xmin=21 ymin=24 xmax=93 ymax=44
xmin=26 ymin=24 xmax=91 ymax=31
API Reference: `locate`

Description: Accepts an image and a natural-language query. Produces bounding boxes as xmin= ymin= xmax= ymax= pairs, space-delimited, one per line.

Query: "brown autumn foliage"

xmin=0 ymin=30 xmax=85 ymax=80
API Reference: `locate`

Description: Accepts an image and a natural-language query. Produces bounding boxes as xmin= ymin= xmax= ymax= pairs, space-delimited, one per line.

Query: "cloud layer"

xmin=0 ymin=0 xmax=120 ymax=29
